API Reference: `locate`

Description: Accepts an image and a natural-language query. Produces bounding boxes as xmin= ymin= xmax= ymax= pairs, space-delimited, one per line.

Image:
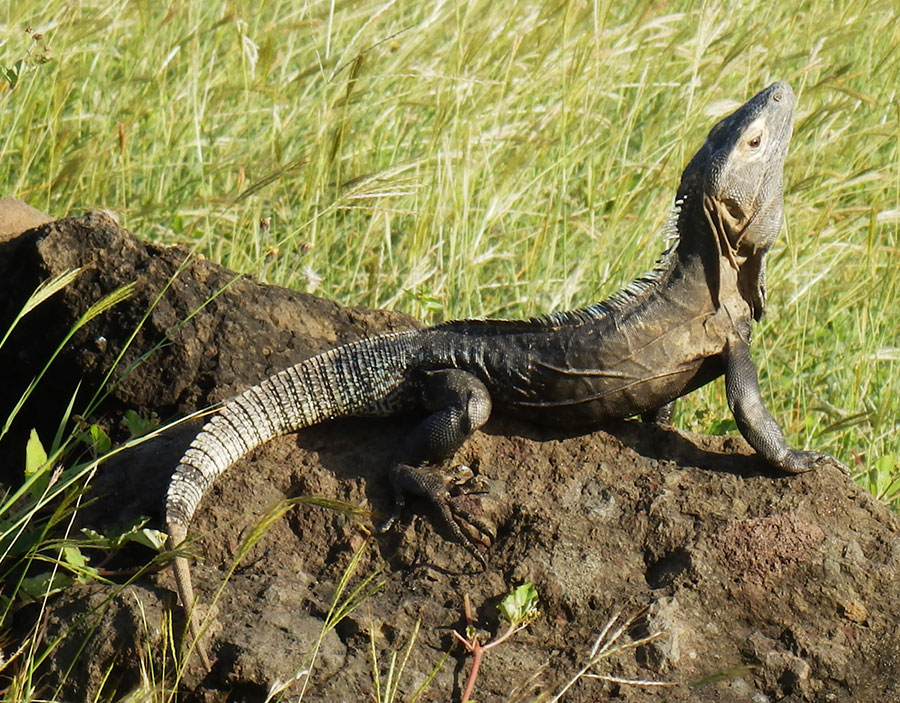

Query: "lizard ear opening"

xmin=723 ymin=197 xmax=746 ymax=225
xmin=715 ymin=197 xmax=751 ymax=254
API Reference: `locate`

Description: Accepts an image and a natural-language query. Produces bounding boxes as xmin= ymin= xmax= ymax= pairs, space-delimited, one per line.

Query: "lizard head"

xmin=702 ymin=80 xmax=795 ymax=256
xmin=679 ymin=81 xmax=796 ymax=318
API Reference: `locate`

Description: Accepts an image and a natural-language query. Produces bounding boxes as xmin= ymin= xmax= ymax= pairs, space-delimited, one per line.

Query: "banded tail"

xmin=165 ymin=329 xmax=419 ymax=665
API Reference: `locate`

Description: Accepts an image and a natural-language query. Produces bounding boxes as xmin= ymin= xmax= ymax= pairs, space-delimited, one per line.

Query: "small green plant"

xmin=80 ymin=518 xmax=167 ymax=555
xmin=453 ymin=583 xmax=540 ymax=703
xmin=1 ymin=25 xmax=52 ymax=91
xmin=122 ymin=409 xmax=161 ymax=439
xmin=73 ymin=419 xmax=112 ymax=456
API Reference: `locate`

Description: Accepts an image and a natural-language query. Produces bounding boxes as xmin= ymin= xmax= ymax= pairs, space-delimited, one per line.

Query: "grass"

xmin=1 ymin=0 xmax=899 ymax=699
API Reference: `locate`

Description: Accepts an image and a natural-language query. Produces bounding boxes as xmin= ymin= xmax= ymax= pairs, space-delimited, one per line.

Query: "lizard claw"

xmin=780 ymin=450 xmax=849 ymax=476
xmin=431 ymin=492 xmax=492 ymax=567
xmin=385 ymin=462 xmax=493 ymax=565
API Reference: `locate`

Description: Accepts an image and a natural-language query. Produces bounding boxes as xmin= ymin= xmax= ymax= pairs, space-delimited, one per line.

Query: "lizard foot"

xmin=778 ymin=450 xmax=850 ymax=476
xmin=382 ymin=462 xmax=493 ymax=565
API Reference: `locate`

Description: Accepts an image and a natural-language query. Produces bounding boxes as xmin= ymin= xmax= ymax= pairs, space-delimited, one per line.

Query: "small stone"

xmin=839 ymin=599 xmax=867 ymax=623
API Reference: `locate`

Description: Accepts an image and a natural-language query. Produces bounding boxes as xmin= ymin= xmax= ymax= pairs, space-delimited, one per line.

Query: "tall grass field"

xmin=1 ymin=0 xmax=898 ymax=699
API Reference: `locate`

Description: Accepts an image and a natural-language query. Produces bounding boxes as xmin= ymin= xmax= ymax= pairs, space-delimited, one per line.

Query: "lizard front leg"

xmin=382 ymin=368 xmax=494 ymax=558
xmin=724 ymin=336 xmax=847 ymax=474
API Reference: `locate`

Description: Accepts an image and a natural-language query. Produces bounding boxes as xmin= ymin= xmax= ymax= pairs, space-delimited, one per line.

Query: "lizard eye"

xmin=748 ymin=135 xmax=761 ymax=148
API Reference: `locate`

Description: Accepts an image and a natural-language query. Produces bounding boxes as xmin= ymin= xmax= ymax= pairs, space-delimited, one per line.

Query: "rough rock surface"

xmin=2 ymin=206 xmax=898 ymax=702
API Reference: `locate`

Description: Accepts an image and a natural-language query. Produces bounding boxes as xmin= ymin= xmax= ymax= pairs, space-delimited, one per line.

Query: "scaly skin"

xmin=165 ymin=81 xmax=846 ymax=668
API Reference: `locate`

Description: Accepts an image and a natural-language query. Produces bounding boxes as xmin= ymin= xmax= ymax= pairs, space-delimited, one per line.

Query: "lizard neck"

xmin=673 ymin=189 xmax=767 ymax=323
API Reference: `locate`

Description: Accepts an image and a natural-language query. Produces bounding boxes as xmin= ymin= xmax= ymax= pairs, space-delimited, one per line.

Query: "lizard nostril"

xmin=773 ymin=91 xmax=782 ymax=102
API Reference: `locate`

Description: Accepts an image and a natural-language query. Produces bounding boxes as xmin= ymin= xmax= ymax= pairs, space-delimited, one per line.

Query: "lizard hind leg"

xmin=381 ymin=368 xmax=494 ymax=559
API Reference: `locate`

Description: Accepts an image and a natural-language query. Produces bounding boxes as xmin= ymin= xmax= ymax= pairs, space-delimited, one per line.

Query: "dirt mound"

xmin=2 ymin=207 xmax=898 ymax=702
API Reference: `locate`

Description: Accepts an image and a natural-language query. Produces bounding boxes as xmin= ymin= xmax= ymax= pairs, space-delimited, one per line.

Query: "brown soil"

xmin=1 ymin=206 xmax=898 ymax=702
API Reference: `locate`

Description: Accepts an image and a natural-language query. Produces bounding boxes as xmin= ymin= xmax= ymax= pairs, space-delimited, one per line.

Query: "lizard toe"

xmin=782 ymin=449 xmax=848 ymax=476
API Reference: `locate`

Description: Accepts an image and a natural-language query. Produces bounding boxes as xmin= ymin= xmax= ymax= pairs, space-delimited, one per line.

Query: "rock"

xmin=0 ymin=196 xmax=53 ymax=241
xmin=2 ymin=212 xmax=899 ymax=702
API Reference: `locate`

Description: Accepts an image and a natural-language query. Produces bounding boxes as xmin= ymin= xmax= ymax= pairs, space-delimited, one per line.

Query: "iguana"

xmin=165 ymin=81 xmax=846 ymax=667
